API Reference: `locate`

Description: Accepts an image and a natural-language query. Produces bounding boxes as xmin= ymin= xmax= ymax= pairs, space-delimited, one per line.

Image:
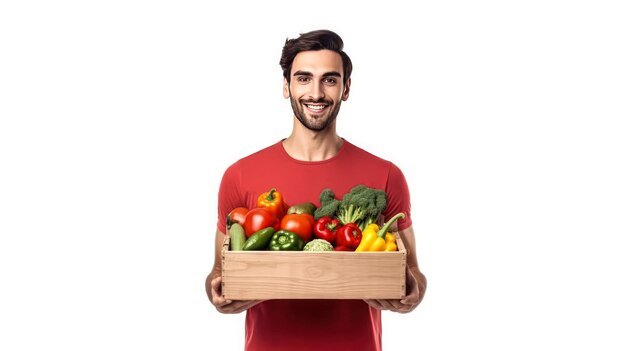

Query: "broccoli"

xmin=336 ymin=185 xmax=387 ymax=231
xmin=314 ymin=188 xmax=341 ymax=220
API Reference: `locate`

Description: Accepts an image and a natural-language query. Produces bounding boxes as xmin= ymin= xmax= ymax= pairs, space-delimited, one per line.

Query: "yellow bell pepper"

xmin=355 ymin=212 xmax=405 ymax=252
xmin=384 ymin=232 xmax=397 ymax=252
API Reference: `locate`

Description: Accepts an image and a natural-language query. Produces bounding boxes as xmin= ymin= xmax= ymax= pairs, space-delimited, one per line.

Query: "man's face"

xmin=283 ymin=49 xmax=351 ymax=132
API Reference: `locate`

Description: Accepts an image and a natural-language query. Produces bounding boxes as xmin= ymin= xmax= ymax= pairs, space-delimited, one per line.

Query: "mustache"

xmin=299 ymin=98 xmax=332 ymax=105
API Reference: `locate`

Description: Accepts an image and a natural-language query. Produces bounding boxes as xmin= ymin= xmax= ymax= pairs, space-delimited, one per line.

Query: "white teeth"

xmin=306 ymin=104 xmax=326 ymax=110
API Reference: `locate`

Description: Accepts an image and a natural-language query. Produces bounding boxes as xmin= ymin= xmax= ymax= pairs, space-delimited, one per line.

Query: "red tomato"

xmin=280 ymin=214 xmax=313 ymax=242
xmin=243 ymin=208 xmax=278 ymax=237
xmin=228 ymin=207 xmax=248 ymax=226
xmin=303 ymin=213 xmax=315 ymax=226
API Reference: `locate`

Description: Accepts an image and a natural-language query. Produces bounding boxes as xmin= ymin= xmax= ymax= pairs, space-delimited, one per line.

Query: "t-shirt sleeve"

xmin=217 ymin=162 xmax=245 ymax=234
xmin=384 ymin=162 xmax=412 ymax=231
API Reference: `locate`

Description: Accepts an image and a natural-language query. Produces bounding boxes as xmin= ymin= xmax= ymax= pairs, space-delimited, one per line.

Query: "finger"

xmin=363 ymin=299 xmax=384 ymax=310
xmin=388 ymin=299 xmax=408 ymax=310
xmin=401 ymin=275 xmax=420 ymax=305
xmin=396 ymin=302 xmax=418 ymax=314
xmin=230 ymin=300 xmax=259 ymax=310
xmin=213 ymin=295 xmax=233 ymax=307
xmin=375 ymin=299 xmax=414 ymax=313
xmin=210 ymin=276 xmax=232 ymax=307
xmin=219 ymin=300 xmax=261 ymax=314
xmin=402 ymin=287 xmax=425 ymax=307
xmin=365 ymin=299 xmax=395 ymax=311
xmin=210 ymin=276 xmax=222 ymax=292
xmin=377 ymin=299 xmax=397 ymax=311
xmin=400 ymin=290 xmax=419 ymax=305
xmin=400 ymin=296 xmax=418 ymax=305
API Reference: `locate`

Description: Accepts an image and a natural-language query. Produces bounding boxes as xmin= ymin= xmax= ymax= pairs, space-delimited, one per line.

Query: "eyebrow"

xmin=293 ymin=70 xmax=342 ymax=78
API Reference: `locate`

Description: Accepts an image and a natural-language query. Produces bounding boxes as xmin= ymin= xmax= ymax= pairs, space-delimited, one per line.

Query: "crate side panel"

xmin=222 ymin=252 xmax=405 ymax=299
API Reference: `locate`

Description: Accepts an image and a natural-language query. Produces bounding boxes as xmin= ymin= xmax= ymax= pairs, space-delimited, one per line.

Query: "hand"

xmin=210 ymin=276 xmax=262 ymax=314
xmin=364 ymin=266 xmax=426 ymax=313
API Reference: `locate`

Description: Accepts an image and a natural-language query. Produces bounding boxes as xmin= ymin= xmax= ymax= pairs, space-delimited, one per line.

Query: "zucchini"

xmin=229 ymin=223 xmax=246 ymax=251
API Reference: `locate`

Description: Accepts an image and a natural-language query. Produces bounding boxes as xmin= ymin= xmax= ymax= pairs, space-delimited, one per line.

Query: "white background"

xmin=1 ymin=0 xmax=625 ymax=350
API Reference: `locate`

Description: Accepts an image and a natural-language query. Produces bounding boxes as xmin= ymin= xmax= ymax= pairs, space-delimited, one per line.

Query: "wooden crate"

xmin=221 ymin=232 xmax=407 ymax=300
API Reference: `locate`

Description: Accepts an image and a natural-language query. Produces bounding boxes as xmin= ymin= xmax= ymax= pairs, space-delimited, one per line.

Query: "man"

xmin=206 ymin=29 xmax=426 ymax=351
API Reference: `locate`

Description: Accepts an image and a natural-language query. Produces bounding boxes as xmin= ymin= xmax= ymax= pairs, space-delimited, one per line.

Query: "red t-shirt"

xmin=217 ymin=139 xmax=412 ymax=351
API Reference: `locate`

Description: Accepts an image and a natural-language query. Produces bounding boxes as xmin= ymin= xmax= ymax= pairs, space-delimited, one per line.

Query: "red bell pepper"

xmin=334 ymin=246 xmax=353 ymax=251
xmin=313 ymin=216 xmax=340 ymax=245
xmin=227 ymin=207 xmax=249 ymax=227
xmin=336 ymin=223 xmax=362 ymax=250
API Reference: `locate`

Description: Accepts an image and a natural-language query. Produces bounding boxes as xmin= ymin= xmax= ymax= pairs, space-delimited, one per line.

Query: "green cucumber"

xmin=242 ymin=227 xmax=275 ymax=251
xmin=229 ymin=223 xmax=246 ymax=251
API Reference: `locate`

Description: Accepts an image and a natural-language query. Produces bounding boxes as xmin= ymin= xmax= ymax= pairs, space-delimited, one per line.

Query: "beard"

xmin=289 ymin=91 xmax=342 ymax=132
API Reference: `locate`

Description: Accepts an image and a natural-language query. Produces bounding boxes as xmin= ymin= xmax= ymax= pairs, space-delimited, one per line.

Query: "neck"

xmin=282 ymin=118 xmax=343 ymax=161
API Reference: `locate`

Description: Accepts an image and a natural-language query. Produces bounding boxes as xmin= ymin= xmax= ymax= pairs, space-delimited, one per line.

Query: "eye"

xmin=296 ymin=76 xmax=311 ymax=84
xmin=323 ymin=77 xmax=337 ymax=85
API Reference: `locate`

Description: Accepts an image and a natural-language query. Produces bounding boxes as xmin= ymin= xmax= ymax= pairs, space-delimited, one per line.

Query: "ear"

xmin=342 ymin=77 xmax=351 ymax=101
xmin=283 ymin=77 xmax=290 ymax=99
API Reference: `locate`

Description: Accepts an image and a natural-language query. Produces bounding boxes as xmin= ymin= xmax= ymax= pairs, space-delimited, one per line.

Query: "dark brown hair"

xmin=279 ymin=29 xmax=353 ymax=85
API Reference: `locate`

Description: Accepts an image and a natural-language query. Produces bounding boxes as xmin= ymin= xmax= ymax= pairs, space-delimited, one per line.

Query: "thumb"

xmin=211 ymin=275 xmax=223 ymax=294
xmin=400 ymin=269 xmax=418 ymax=304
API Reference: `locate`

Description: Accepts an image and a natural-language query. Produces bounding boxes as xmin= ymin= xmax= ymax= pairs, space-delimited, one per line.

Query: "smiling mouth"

xmin=304 ymin=103 xmax=329 ymax=113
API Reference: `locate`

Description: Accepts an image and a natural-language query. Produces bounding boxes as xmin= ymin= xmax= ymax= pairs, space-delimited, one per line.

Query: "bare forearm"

xmin=207 ymin=230 xmax=226 ymax=303
xmin=402 ymin=227 xmax=426 ymax=306
xmin=205 ymin=267 xmax=220 ymax=303
xmin=409 ymin=265 xmax=427 ymax=306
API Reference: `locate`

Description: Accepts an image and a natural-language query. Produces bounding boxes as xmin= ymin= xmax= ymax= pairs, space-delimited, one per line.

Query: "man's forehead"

xmin=291 ymin=49 xmax=344 ymax=76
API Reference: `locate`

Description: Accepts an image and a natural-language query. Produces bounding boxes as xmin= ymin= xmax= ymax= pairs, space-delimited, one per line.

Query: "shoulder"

xmin=224 ymin=141 xmax=284 ymax=172
xmin=342 ymin=139 xmax=401 ymax=171
xmin=241 ymin=141 xmax=283 ymax=161
xmin=342 ymin=140 xmax=409 ymax=190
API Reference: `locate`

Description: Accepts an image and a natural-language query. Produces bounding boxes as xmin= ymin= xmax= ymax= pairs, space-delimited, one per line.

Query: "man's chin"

xmin=298 ymin=120 xmax=325 ymax=132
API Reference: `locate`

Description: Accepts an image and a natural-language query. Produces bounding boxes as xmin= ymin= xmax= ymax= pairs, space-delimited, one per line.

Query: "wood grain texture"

xmin=221 ymin=234 xmax=407 ymax=300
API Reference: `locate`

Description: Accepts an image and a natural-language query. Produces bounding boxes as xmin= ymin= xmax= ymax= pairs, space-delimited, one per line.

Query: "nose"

xmin=308 ymin=80 xmax=325 ymax=101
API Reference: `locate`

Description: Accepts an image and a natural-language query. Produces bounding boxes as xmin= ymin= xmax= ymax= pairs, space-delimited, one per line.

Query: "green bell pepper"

xmin=269 ymin=230 xmax=305 ymax=251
